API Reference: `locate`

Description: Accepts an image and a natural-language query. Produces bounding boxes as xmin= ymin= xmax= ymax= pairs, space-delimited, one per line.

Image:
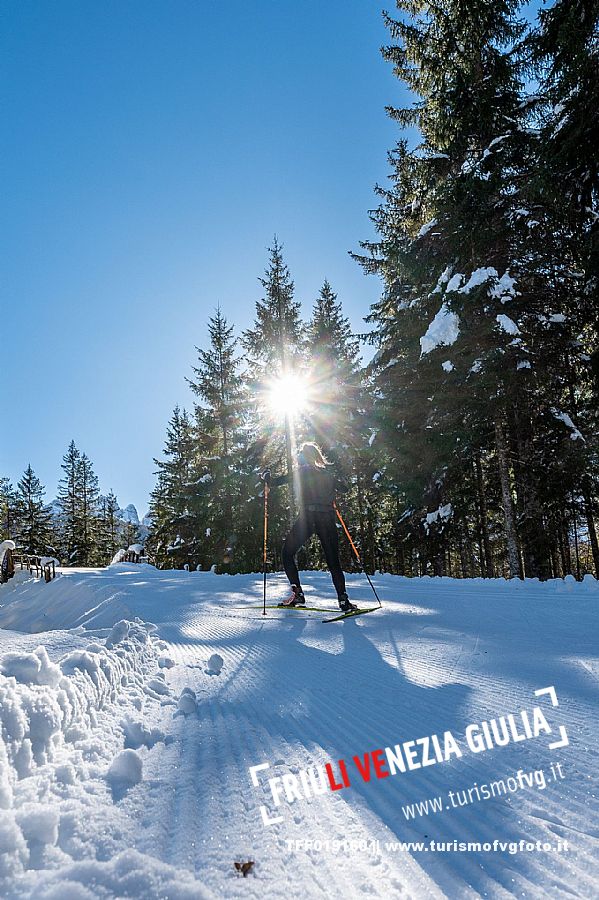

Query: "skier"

xmin=261 ymin=442 xmax=357 ymax=612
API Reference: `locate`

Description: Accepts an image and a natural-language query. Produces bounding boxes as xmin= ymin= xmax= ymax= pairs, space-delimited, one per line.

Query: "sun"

xmin=265 ymin=372 xmax=310 ymax=418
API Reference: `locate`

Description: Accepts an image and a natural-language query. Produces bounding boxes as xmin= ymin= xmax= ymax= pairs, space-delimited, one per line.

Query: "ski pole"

xmin=262 ymin=481 xmax=269 ymax=616
xmin=333 ymin=502 xmax=382 ymax=608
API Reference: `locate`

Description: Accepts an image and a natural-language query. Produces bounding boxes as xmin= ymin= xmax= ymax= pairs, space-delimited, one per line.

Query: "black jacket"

xmin=272 ymin=464 xmax=348 ymax=514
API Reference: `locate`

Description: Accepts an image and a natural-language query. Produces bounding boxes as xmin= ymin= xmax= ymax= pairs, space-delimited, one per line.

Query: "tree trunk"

xmin=495 ymin=419 xmax=522 ymax=579
xmin=474 ymin=453 xmax=495 ymax=577
xmin=510 ymin=405 xmax=552 ymax=580
xmin=582 ymin=479 xmax=599 ymax=577
xmin=558 ymin=514 xmax=571 ymax=576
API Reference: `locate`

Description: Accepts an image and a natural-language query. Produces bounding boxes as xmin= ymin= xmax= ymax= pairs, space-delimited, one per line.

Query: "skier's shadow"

xmin=254 ymin=615 xmax=542 ymax=895
xmin=262 ymin=614 xmax=471 ymax=828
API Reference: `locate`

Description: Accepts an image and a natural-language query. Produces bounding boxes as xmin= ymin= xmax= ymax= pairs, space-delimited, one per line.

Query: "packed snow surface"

xmin=0 ymin=564 xmax=597 ymax=899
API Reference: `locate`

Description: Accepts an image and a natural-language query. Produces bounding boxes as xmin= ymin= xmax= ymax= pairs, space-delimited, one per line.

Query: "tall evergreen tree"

xmin=187 ymin=309 xmax=254 ymax=571
xmin=0 ymin=477 xmax=19 ymax=542
xmin=97 ymin=491 xmax=122 ymax=563
xmin=57 ymin=441 xmax=100 ymax=565
xmin=307 ymin=280 xmax=362 ymax=452
xmin=147 ymin=407 xmax=197 ymax=568
xmin=57 ymin=440 xmax=82 ymax=563
xmin=78 ymin=453 xmax=100 ymax=564
xmin=15 ymin=465 xmax=55 ymax=555
xmin=354 ymin=0 xmax=591 ymax=578
xmin=242 ymin=239 xmax=306 ymax=522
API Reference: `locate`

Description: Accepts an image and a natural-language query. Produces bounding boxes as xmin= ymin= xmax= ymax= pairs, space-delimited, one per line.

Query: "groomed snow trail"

xmin=0 ymin=565 xmax=597 ymax=899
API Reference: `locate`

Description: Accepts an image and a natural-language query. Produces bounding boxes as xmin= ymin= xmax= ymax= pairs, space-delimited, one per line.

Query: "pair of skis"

xmin=235 ymin=603 xmax=378 ymax=623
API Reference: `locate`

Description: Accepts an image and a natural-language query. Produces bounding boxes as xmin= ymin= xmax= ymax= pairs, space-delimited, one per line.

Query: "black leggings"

xmin=282 ymin=510 xmax=346 ymax=597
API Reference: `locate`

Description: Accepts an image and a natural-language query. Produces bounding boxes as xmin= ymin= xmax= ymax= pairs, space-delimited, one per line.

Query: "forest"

xmin=147 ymin=1 xmax=598 ymax=580
xmin=4 ymin=0 xmax=597 ymax=580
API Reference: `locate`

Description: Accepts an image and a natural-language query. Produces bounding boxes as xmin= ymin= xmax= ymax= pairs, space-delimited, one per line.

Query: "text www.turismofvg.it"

xmin=401 ymin=761 xmax=565 ymax=821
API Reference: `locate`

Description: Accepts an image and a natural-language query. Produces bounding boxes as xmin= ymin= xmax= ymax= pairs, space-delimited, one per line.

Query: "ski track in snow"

xmin=0 ymin=565 xmax=597 ymax=898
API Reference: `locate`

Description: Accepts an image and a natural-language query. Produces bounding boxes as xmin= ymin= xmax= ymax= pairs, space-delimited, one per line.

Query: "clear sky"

xmin=2 ymin=1 xmax=407 ymax=513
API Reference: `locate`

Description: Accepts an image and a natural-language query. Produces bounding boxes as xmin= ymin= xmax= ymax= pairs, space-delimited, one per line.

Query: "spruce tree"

xmin=307 ymin=280 xmax=362 ymax=453
xmin=78 ymin=453 xmax=100 ymax=564
xmin=57 ymin=440 xmax=82 ymax=564
xmin=242 ymin=239 xmax=306 ymax=523
xmin=15 ymin=465 xmax=55 ymax=555
xmin=147 ymin=407 xmax=197 ymax=568
xmin=57 ymin=441 xmax=100 ymax=565
xmin=187 ymin=309 xmax=254 ymax=571
xmin=0 ymin=477 xmax=19 ymax=542
xmin=97 ymin=491 xmax=122 ymax=563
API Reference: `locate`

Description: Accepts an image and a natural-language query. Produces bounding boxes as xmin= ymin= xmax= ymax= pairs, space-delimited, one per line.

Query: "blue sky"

xmin=2 ymin=0 xmax=541 ymax=514
xmin=2 ymin=0 xmax=401 ymax=514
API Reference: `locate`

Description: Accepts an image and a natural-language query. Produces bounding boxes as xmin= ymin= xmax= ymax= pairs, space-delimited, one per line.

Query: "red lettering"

xmin=353 ymin=753 xmax=372 ymax=782
xmin=326 ymin=762 xmax=345 ymax=791
xmin=339 ymin=759 xmax=350 ymax=787
xmin=372 ymin=749 xmax=389 ymax=779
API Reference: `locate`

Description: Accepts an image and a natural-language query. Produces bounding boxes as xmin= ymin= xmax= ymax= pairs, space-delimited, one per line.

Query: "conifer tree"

xmin=187 ymin=309 xmax=254 ymax=571
xmin=78 ymin=453 xmax=100 ymax=564
xmin=147 ymin=407 xmax=197 ymax=568
xmin=15 ymin=465 xmax=55 ymax=555
xmin=307 ymin=280 xmax=362 ymax=452
xmin=57 ymin=440 xmax=82 ymax=564
xmin=242 ymin=239 xmax=306 ymax=522
xmin=57 ymin=441 xmax=100 ymax=565
xmin=353 ymin=0 xmax=596 ymax=578
xmin=97 ymin=491 xmax=122 ymax=563
xmin=0 ymin=477 xmax=19 ymax=541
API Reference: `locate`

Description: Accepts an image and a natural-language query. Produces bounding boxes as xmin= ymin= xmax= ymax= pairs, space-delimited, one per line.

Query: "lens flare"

xmin=265 ymin=372 xmax=309 ymax=418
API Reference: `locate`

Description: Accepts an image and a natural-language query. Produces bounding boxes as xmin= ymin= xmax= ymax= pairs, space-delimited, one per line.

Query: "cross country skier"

xmin=261 ymin=442 xmax=357 ymax=612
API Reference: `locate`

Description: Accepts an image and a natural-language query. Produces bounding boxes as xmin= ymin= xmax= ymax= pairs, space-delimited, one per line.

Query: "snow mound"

xmin=106 ymin=749 xmax=143 ymax=787
xmin=33 ymin=849 xmax=212 ymax=899
xmin=122 ymin=718 xmax=166 ymax=750
xmin=178 ymin=688 xmax=197 ymax=715
xmin=205 ymin=654 xmax=224 ymax=676
xmin=15 ymin=803 xmax=59 ymax=846
xmin=0 ymin=646 xmax=61 ymax=687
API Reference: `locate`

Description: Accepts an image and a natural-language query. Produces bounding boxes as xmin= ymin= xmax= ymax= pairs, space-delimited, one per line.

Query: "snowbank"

xmin=0 ymin=618 xmax=171 ymax=892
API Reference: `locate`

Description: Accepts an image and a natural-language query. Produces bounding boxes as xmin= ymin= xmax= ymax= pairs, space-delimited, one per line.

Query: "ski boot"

xmin=278 ymin=585 xmax=306 ymax=607
xmin=338 ymin=593 xmax=358 ymax=613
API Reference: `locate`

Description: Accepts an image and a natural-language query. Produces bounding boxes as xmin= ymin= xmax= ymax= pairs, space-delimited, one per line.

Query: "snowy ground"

xmin=0 ymin=564 xmax=597 ymax=899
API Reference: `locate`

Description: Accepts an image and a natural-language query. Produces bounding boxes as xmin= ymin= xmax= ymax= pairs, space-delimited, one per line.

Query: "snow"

xmin=205 ymin=654 xmax=224 ymax=676
xmin=551 ymin=409 xmax=584 ymax=441
xmin=441 ymin=360 xmax=454 ymax=372
xmin=417 ymin=218 xmax=437 ymax=238
xmin=0 ymin=540 xmax=16 ymax=565
xmin=459 ymin=266 xmax=497 ymax=294
xmin=423 ymin=503 xmax=453 ymax=533
xmin=107 ymin=749 xmax=143 ymax=787
xmin=420 ymin=304 xmax=460 ymax=354
xmin=548 ymin=313 xmax=566 ymax=323
xmin=430 ymin=265 xmax=453 ymax=295
xmin=489 ymin=270 xmax=517 ymax=303
xmin=445 ymin=273 xmax=464 ymax=293
xmin=517 ymin=360 xmax=532 ymax=370
xmin=496 ymin=314 xmax=520 ymax=335
xmin=118 ymin=505 xmax=140 ymax=526
xmin=128 ymin=543 xmax=144 ymax=555
xmin=0 ymin=564 xmax=597 ymax=898
xmin=198 ymin=474 xmax=213 ymax=484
